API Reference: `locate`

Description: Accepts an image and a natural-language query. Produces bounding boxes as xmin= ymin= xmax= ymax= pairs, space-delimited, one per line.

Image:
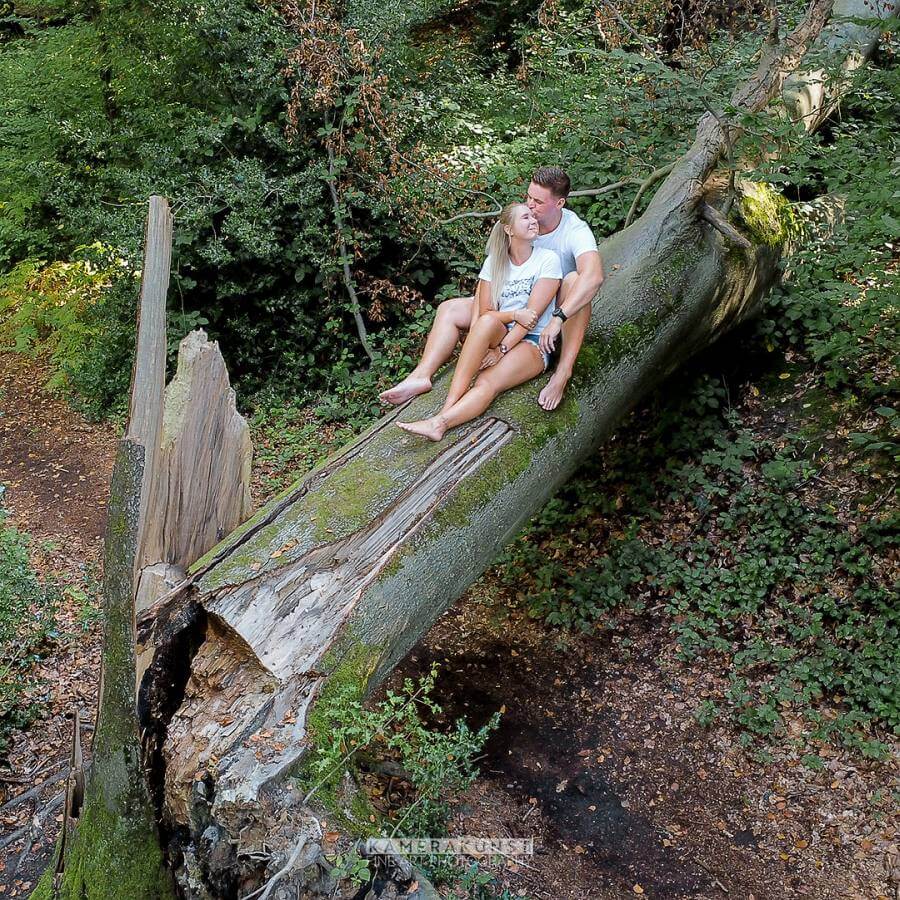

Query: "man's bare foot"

xmin=397 ymin=415 xmax=447 ymax=442
xmin=538 ymin=370 xmax=571 ymax=411
xmin=379 ymin=375 xmax=432 ymax=405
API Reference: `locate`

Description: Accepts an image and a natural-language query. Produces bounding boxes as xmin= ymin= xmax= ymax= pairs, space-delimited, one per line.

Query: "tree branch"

xmin=699 ymin=201 xmax=752 ymax=248
xmin=327 ymin=144 xmax=376 ymax=361
xmin=435 ymin=179 xmax=640 ymax=227
xmin=625 ymin=163 xmax=676 ymax=226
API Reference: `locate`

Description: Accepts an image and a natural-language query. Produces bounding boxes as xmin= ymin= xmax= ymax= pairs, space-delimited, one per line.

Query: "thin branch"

xmin=435 ymin=179 xmax=639 ymax=227
xmin=0 ymin=770 xmax=67 ymax=813
xmin=723 ymin=161 xmax=738 ymax=216
xmin=625 ymin=162 xmax=676 ymax=226
xmin=242 ymin=836 xmax=309 ymax=900
xmin=0 ymin=794 xmax=64 ymax=852
xmin=569 ymin=179 xmax=640 ymax=198
xmin=436 ymin=206 xmax=501 ymax=226
xmin=327 ymin=144 xmax=375 ymax=361
xmin=699 ymin=202 xmax=752 ymax=248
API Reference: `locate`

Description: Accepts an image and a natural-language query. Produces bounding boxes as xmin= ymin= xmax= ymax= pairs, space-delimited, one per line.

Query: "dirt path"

xmin=0 ymin=352 xmax=117 ymax=897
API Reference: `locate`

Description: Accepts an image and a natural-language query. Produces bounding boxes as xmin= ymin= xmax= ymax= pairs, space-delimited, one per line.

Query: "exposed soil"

xmin=387 ymin=594 xmax=897 ymax=899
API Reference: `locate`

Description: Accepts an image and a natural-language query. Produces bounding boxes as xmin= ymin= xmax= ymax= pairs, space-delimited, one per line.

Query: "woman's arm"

xmin=476 ymin=280 xmax=536 ymax=330
xmin=499 ymin=277 xmax=560 ymax=352
xmin=475 ymin=278 xmax=537 ymax=370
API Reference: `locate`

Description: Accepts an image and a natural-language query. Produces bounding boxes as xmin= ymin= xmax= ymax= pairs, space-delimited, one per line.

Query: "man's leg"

xmin=538 ymin=273 xmax=590 ymax=412
xmin=379 ymin=296 xmax=474 ymax=404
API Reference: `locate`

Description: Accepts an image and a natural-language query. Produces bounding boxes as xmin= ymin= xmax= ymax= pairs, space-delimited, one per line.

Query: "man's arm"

xmin=557 ymin=250 xmax=604 ymax=318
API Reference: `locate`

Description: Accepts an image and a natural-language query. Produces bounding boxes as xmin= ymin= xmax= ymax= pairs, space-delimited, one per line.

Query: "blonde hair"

xmin=485 ymin=203 xmax=526 ymax=309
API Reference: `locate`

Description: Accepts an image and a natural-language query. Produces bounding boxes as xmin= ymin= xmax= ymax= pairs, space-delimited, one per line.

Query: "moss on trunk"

xmin=32 ymin=443 xmax=174 ymax=900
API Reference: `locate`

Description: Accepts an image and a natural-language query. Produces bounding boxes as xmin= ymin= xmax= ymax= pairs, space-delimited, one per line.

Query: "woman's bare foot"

xmin=538 ymin=369 xmax=571 ymax=411
xmin=397 ymin=415 xmax=447 ymax=442
xmin=379 ymin=375 xmax=432 ymax=405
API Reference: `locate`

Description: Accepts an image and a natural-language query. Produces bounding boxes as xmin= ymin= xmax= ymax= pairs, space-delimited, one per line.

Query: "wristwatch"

xmin=499 ymin=342 xmax=509 ymax=355
xmin=552 ymin=308 xmax=568 ymax=323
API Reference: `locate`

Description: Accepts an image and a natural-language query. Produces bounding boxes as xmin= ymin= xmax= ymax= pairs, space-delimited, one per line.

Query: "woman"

xmin=398 ymin=203 xmax=561 ymax=441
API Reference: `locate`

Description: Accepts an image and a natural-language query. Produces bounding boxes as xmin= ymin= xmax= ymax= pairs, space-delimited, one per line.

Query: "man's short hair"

xmin=531 ymin=166 xmax=571 ymax=199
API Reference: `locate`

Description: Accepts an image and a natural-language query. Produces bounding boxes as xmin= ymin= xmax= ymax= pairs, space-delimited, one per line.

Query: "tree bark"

xmin=33 ymin=203 xmax=254 ymax=897
xmin=32 ymin=198 xmax=175 ymax=899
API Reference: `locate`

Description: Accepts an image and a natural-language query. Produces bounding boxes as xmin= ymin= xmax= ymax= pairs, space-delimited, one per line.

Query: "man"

xmin=379 ymin=166 xmax=604 ymax=411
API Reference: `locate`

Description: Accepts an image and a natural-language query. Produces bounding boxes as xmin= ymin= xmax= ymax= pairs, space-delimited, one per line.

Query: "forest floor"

xmin=0 ymin=348 xmax=895 ymax=899
xmin=387 ymin=595 xmax=895 ymax=899
xmin=0 ymin=352 xmax=116 ymax=896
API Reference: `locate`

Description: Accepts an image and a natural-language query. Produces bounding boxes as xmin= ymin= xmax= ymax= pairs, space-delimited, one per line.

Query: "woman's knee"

xmin=436 ymin=295 xmax=474 ymax=327
xmin=472 ymin=313 xmax=500 ymax=335
xmin=473 ymin=373 xmax=501 ymax=398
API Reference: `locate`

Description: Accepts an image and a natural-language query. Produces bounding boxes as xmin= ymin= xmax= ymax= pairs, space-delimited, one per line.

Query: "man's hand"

xmin=480 ymin=348 xmax=502 ymax=370
xmin=539 ymin=316 xmax=562 ymax=354
xmin=513 ymin=308 xmax=538 ymax=330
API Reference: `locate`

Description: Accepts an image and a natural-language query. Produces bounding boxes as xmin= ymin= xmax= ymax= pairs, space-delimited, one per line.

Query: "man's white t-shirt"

xmin=478 ymin=246 xmax=562 ymax=336
xmin=533 ymin=208 xmax=598 ymax=278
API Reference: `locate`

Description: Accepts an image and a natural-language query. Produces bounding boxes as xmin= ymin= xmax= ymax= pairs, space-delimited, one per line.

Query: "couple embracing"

xmin=380 ymin=166 xmax=604 ymax=441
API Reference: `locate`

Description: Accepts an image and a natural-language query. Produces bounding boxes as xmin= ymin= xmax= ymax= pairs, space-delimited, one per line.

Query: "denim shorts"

xmin=505 ymin=323 xmax=549 ymax=371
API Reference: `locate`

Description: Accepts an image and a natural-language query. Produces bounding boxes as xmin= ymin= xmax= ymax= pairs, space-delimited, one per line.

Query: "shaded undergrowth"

xmin=0 ymin=507 xmax=59 ymax=758
xmin=491 ymin=62 xmax=899 ymax=758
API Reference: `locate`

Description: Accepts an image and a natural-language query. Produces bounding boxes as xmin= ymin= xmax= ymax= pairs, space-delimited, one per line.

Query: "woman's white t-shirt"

xmin=478 ymin=246 xmax=562 ymax=336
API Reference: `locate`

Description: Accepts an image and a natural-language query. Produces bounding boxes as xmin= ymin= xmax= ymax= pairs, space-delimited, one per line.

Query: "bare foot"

xmin=538 ymin=370 xmax=571 ymax=411
xmin=379 ymin=375 xmax=432 ymax=405
xmin=397 ymin=415 xmax=447 ymax=442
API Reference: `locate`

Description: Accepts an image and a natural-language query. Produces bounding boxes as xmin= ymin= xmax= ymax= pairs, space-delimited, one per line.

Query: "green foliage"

xmin=0 ymin=0 xmax=770 ymax=416
xmin=756 ymin=65 xmax=900 ymax=403
xmin=305 ymin=664 xmax=499 ymax=838
xmin=1 ymin=0 xmax=333 ymax=406
xmin=493 ymin=54 xmax=900 ymax=757
xmin=0 ymin=246 xmax=136 ymax=413
xmin=0 ymin=508 xmax=59 ymax=757
xmin=849 ymin=407 xmax=900 ymax=464
xmin=326 ymin=849 xmax=371 ymax=886
xmin=499 ymin=369 xmax=898 ymax=754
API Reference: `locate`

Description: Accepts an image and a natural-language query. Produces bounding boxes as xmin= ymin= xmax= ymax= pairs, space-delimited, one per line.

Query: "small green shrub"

xmin=305 ymin=664 xmax=499 ymax=838
xmin=0 ymin=510 xmax=59 ymax=757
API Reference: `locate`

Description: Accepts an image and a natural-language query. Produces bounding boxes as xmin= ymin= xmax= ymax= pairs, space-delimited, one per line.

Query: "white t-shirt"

xmin=478 ymin=246 xmax=562 ymax=336
xmin=533 ymin=208 xmax=598 ymax=278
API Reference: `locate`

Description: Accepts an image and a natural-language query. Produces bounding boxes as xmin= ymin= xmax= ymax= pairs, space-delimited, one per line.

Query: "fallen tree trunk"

xmin=122 ymin=0 xmax=900 ymax=894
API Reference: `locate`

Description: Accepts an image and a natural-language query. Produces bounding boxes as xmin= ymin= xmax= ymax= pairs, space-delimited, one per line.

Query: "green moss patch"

xmin=736 ymin=181 xmax=797 ymax=248
xmin=31 ymin=790 xmax=172 ymax=900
